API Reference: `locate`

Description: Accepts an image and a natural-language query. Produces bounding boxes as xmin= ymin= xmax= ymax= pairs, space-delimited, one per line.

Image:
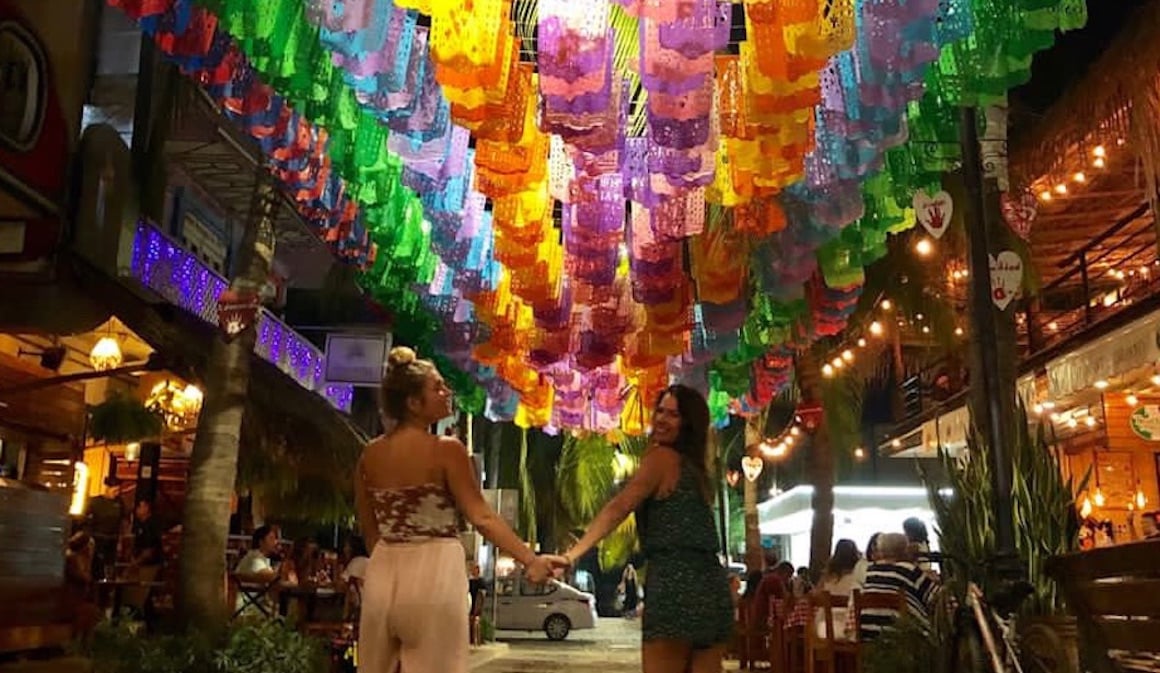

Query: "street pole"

xmin=958 ymin=106 xmax=1018 ymax=563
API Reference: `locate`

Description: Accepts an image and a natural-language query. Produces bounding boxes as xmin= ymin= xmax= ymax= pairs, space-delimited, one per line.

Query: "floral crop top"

xmin=368 ymin=483 xmax=460 ymax=543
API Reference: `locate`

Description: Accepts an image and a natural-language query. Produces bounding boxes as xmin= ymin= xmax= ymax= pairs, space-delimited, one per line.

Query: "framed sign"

xmin=324 ymin=333 xmax=391 ymax=386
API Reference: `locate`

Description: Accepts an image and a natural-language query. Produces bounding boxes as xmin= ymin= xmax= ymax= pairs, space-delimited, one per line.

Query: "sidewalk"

xmin=469 ymin=642 xmax=510 ymax=670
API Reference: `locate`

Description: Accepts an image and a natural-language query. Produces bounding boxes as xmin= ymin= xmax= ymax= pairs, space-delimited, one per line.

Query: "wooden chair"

xmin=805 ymin=593 xmax=858 ymax=673
xmin=851 ymin=589 xmax=908 ymax=673
xmin=1045 ymin=539 xmax=1160 ymax=673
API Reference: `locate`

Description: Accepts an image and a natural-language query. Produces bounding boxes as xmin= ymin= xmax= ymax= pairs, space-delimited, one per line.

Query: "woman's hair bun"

xmin=387 ymin=346 xmax=417 ymax=369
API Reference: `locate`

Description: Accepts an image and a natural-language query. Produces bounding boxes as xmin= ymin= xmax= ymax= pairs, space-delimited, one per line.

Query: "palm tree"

xmin=179 ymin=172 xmax=278 ymax=632
xmin=796 ymin=347 xmax=835 ymax=579
xmin=742 ymin=411 xmax=766 ymax=572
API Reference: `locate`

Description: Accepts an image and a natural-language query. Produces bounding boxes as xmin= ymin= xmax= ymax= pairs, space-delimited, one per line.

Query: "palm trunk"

xmin=798 ymin=348 xmax=834 ymax=580
xmin=743 ymin=415 xmax=763 ymax=572
xmin=179 ymin=172 xmax=278 ymax=632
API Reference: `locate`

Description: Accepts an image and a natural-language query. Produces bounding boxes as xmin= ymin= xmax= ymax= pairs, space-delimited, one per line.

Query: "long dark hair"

xmin=655 ymin=384 xmax=713 ymax=502
xmin=825 ymin=539 xmax=860 ymax=580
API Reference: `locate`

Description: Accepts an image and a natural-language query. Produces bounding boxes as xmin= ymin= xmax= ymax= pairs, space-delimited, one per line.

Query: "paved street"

xmin=475 ymin=618 xmax=643 ymax=672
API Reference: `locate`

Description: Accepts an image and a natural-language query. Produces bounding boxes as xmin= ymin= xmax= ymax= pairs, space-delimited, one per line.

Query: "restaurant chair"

xmin=230 ymin=574 xmax=278 ymax=620
xmin=851 ymin=589 xmax=908 ymax=673
xmin=805 ymin=593 xmax=857 ymax=673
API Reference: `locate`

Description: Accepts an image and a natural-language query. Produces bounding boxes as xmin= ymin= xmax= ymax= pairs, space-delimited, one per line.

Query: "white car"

xmin=490 ymin=577 xmax=598 ymax=640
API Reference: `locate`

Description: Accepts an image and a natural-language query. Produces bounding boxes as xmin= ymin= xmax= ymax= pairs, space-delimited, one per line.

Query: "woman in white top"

xmin=814 ymin=539 xmax=862 ymax=640
xmin=853 ymin=532 xmax=881 ymax=586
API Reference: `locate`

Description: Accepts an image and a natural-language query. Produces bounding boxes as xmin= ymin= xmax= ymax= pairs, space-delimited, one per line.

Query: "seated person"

xmin=857 ymin=533 xmax=939 ymax=641
xmin=235 ymin=525 xmax=279 ymax=582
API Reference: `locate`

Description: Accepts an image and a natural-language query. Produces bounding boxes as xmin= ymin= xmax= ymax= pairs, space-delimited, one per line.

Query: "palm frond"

xmin=598 ymin=514 xmax=639 ymax=571
xmin=557 ymin=434 xmax=618 ymax=524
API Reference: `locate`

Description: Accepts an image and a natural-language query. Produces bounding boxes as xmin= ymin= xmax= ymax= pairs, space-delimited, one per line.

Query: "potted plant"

xmin=88 ymin=392 xmax=163 ymax=445
xmin=923 ymin=404 xmax=1090 ymax=673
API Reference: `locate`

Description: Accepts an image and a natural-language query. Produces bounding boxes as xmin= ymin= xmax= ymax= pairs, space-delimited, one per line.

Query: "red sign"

xmin=216 ymin=289 xmax=260 ymax=340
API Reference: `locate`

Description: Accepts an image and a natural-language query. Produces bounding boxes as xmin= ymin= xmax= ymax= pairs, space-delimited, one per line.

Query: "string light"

xmin=823 ymin=363 xmax=835 ymax=378
xmin=880 ymin=299 xmax=893 ymax=311
xmin=841 ymin=349 xmax=855 ymax=363
xmin=1094 ymin=379 xmax=1109 ymax=390
xmin=856 ymin=338 xmax=867 ymax=347
xmin=1126 ymin=393 xmax=1139 ymax=407
xmin=1072 ymin=172 xmax=1086 ymax=183
xmin=915 ymin=238 xmax=934 ymax=256
xmin=954 ymin=327 xmax=964 ymax=336
xmin=870 ymin=321 xmax=884 ymax=336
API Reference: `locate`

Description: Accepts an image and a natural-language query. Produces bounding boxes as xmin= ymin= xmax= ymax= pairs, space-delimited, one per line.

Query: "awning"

xmin=1044 ymin=309 xmax=1160 ymax=400
xmin=69 ymin=253 xmax=365 ymax=481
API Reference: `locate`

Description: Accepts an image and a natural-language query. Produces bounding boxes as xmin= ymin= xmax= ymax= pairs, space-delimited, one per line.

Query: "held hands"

xmin=522 ymin=553 xmax=575 ymax=584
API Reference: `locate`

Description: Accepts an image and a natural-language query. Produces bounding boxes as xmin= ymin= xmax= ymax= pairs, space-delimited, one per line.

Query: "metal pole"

xmin=959 ymin=106 xmax=1017 ymax=559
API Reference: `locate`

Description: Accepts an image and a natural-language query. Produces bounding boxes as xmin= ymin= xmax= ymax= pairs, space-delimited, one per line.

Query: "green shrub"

xmin=87 ymin=619 xmax=326 ymax=673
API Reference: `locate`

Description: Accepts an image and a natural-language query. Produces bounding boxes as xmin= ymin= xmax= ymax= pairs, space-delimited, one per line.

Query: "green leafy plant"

xmin=923 ymin=403 xmax=1090 ymax=616
xmin=88 ymin=392 xmax=163 ymax=444
xmin=86 ymin=619 xmax=326 ymax=673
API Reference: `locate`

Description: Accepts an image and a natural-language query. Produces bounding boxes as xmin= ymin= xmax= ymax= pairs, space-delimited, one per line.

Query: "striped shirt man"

xmin=857 ymin=560 xmax=938 ymax=641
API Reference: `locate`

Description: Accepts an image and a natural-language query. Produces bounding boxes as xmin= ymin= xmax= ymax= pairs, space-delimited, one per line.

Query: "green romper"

xmin=637 ymin=461 xmax=734 ymax=649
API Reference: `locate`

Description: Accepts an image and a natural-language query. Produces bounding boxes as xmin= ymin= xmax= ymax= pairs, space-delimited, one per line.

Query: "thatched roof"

xmin=1007 ymin=0 xmax=1160 ymax=314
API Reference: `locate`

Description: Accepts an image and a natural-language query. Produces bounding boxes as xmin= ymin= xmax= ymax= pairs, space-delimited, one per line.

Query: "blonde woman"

xmin=355 ymin=347 xmax=555 ymax=673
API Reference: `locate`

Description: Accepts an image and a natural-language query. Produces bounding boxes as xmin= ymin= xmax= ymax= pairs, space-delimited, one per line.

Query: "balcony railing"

xmin=127 ymin=219 xmax=354 ymax=412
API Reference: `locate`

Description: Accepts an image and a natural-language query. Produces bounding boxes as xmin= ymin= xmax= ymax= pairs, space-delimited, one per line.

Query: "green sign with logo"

xmin=1129 ymin=405 xmax=1160 ymax=441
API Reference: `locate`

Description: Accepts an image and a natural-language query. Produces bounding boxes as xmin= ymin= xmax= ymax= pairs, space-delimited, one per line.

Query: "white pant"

xmin=359 ymin=538 xmax=468 ymax=673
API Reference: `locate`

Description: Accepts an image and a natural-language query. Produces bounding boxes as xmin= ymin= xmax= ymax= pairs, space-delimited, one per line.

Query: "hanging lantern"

xmin=89 ymin=336 xmax=122 ymax=371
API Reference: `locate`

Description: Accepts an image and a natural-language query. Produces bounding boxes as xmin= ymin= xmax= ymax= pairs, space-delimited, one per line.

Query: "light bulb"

xmin=854 ymin=447 xmax=866 ymax=460
xmin=1135 ymin=489 xmax=1147 ymax=510
xmin=880 ymin=299 xmax=893 ymax=311
xmin=1085 ymin=416 xmax=1097 ymax=428
xmin=1093 ymin=145 xmax=1107 ymax=158
xmin=841 ymin=349 xmax=855 ymax=362
xmin=954 ymin=327 xmax=964 ymax=336
xmin=1094 ymin=489 xmax=1107 ymax=508
xmin=869 ymin=321 xmax=884 ymax=336
xmin=822 ymin=364 xmax=835 ymax=378
xmin=790 ymin=427 xmax=801 ymax=437
xmin=1054 ymin=183 xmax=1068 ymax=195
xmin=1127 ymin=393 xmax=1139 ymax=407
xmin=1073 ymin=172 xmax=1086 ymax=183
xmin=1080 ymin=497 xmax=1093 ymax=519
xmin=915 ymin=238 xmax=934 ymax=256
xmin=857 ymin=338 xmax=867 ymax=347
xmin=1094 ymin=380 xmax=1109 ymax=390
xmin=1093 ymin=156 xmax=1106 ymax=169
xmin=1039 ymin=190 xmax=1053 ymax=202
xmin=831 ymin=357 xmax=844 ymax=369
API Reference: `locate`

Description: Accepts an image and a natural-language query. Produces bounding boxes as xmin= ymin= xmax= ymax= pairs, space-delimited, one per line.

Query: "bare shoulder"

xmin=435 ymin=435 xmax=469 ymax=463
xmin=641 ymin=445 xmax=682 ymax=467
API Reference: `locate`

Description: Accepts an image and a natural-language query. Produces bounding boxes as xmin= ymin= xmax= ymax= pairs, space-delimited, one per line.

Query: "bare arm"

xmin=353 ymin=455 xmax=380 ymax=549
xmin=441 ymin=437 xmax=537 ymax=566
xmin=563 ymin=448 xmax=669 ymax=565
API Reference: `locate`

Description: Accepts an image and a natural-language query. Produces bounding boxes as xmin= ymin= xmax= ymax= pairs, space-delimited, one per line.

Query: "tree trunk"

xmin=179 ymin=172 xmax=278 ymax=632
xmin=743 ymin=415 xmax=763 ymax=572
xmin=798 ymin=348 xmax=834 ymax=580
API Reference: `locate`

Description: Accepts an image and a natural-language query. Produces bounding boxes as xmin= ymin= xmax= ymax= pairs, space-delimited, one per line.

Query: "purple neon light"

xmin=129 ymin=220 xmax=354 ymax=412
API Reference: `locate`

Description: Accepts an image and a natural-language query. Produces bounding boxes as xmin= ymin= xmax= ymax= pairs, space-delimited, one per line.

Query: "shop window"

xmin=0 ymin=22 xmax=46 ymax=152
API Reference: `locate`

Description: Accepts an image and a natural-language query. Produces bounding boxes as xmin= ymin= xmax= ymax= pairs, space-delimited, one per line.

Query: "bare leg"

xmin=643 ymin=639 xmax=694 ymax=673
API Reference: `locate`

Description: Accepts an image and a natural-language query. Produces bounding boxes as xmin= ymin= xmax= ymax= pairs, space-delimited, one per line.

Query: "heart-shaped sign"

xmin=989 ymin=250 xmax=1024 ymax=311
xmin=1000 ymin=191 xmax=1037 ymax=241
xmin=913 ymin=190 xmax=954 ymax=239
xmin=726 ymin=470 xmax=740 ymax=488
xmin=741 ymin=456 xmax=764 ymax=482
